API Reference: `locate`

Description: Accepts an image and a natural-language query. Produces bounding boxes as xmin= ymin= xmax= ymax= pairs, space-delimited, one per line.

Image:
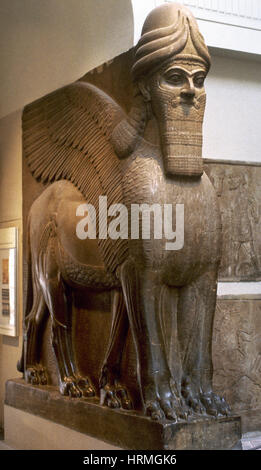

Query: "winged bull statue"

xmin=18 ymin=3 xmax=230 ymax=421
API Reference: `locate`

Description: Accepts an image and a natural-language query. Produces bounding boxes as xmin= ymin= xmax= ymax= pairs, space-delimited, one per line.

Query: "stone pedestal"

xmin=5 ymin=379 xmax=241 ymax=450
xmin=4 ymin=405 xmax=120 ymax=450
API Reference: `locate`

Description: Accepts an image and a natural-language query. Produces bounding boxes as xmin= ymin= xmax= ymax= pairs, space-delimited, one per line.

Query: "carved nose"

xmin=181 ymin=83 xmax=195 ymax=101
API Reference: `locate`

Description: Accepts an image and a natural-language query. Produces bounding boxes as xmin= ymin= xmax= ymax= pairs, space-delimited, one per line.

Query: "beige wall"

xmin=204 ymin=53 xmax=261 ymax=163
xmin=0 ymin=111 xmax=23 ymax=427
xmin=0 ymin=0 xmax=134 ymax=119
xmin=0 ymin=111 xmax=22 ymax=221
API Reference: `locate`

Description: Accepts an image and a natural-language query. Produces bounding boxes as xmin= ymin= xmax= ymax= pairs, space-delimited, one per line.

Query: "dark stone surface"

xmin=5 ymin=379 xmax=241 ymax=450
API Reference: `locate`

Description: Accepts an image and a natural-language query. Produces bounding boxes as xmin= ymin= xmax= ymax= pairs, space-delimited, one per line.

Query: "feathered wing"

xmin=23 ymin=81 xmax=129 ymax=272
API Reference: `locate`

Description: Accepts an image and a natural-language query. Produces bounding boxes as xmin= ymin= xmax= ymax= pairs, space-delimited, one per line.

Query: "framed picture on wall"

xmin=0 ymin=227 xmax=18 ymax=336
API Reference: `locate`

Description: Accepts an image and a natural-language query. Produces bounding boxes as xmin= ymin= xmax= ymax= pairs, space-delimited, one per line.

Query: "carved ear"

xmin=138 ymin=80 xmax=151 ymax=102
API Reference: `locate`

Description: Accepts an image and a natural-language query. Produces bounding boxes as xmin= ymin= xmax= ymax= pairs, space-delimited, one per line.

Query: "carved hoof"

xmin=145 ymin=401 xmax=166 ymax=421
xmin=181 ymin=378 xmax=206 ymax=416
xmin=25 ymin=367 xmax=39 ymax=385
xmin=100 ymin=384 xmax=132 ymax=410
xmin=215 ymin=395 xmax=231 ymax=416
xmin=186 ymin=395 xmax=206 ymax=415
xmin=38 ymin=367 xmax=48 ymax=385
xmin=145 ymin=396 xmax=190 ymax=422
xmin=100 ymin=387 xmax=120 ymax=409
xmin=177 ymin=395 xmax=194 ymax=420
xmin=199 ymin=393 xmax=217 ymax=416
xmin=143 ymin=379 xmax=192 ymax=422
xmin=116 ymin=386 xmax=132 ymax=410
xmin=25 ymin=366 xmax=48 ymax=386
xmin=200 ymin=392 xmax=231 ymax=417
xmin=76 ymin=376 xmax=95 ymax=398
xmin=60 ymin=376 xmax=82 ymax=398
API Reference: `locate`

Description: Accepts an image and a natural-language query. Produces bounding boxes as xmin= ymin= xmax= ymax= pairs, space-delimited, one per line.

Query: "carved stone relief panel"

xmin=205 ymin=162 xmax=261 ymax=281
xmin=213 ymin=298 xmax=261 ymax=431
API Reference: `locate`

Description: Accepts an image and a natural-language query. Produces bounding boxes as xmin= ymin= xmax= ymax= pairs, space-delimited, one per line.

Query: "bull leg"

xmin=119 ymin=258 xmax=186 ymax=421
xmin=22 ymin=293 xmax=48 ymax=385
xmin=160 ymin=286 xmax=192 ymax=418
xmin=41 ymin=242 xmax=95 ymax=398
xmin=99 ymin=288 xmax=132 ymax=410
xmin=178 ymin=269 xmax=230 ymax=416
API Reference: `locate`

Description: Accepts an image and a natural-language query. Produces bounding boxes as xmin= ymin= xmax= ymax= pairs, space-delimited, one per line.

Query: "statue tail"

xmin=17 ymin=216 xmax=33 ymax=373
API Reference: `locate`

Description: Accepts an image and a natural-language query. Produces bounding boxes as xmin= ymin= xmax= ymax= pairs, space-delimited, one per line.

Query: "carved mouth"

xmin=171 ymin=98 xmax=200 ymax=110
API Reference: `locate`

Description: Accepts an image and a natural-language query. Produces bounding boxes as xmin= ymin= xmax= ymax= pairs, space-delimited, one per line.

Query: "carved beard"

xmin=151 ymin=86 xmax=206 ymax=177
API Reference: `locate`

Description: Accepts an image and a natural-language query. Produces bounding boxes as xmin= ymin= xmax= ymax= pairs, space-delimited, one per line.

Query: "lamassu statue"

xmin=18 ymin=3 xmax=230 ymax=421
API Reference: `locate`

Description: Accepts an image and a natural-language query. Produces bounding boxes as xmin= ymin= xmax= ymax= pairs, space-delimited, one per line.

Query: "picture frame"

xmin=0 ymin=227 xmax=18 ymax=336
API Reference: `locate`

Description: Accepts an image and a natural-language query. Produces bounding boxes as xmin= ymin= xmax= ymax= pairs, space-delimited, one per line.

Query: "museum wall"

xmin=0 ymin=111 xmax=23 ymax=428
xmin=0 ymin=0 xmax=261 ymax=433
xmin=0 ymin=0 xmax=134 ymax=119
xmin=204 ymin=53 xmax=261 ymax=163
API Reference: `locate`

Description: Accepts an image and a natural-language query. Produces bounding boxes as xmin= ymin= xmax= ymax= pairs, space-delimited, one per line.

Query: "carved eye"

xmin=164 ymin=71 xmax=184 ymax=86
xmin=193 ymin=74 xmax=206 ymax=88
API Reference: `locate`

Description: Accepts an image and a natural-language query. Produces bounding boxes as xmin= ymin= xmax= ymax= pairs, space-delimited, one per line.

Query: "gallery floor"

xmin=0 ymin=428 xmax=261 ymax=451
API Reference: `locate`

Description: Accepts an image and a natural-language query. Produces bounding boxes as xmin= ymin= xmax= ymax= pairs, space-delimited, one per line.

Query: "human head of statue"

xmin=131 ymin=2 xmax=211 ymax=177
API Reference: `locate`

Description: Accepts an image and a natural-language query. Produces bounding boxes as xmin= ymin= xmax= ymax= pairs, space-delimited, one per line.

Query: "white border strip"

xmin=217 ymin=282 xmax=261 ymax=297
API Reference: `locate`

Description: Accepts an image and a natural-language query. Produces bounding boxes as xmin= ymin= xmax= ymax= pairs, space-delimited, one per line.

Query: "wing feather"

xmin=23 ymin=81 xmax=129 ymax=272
